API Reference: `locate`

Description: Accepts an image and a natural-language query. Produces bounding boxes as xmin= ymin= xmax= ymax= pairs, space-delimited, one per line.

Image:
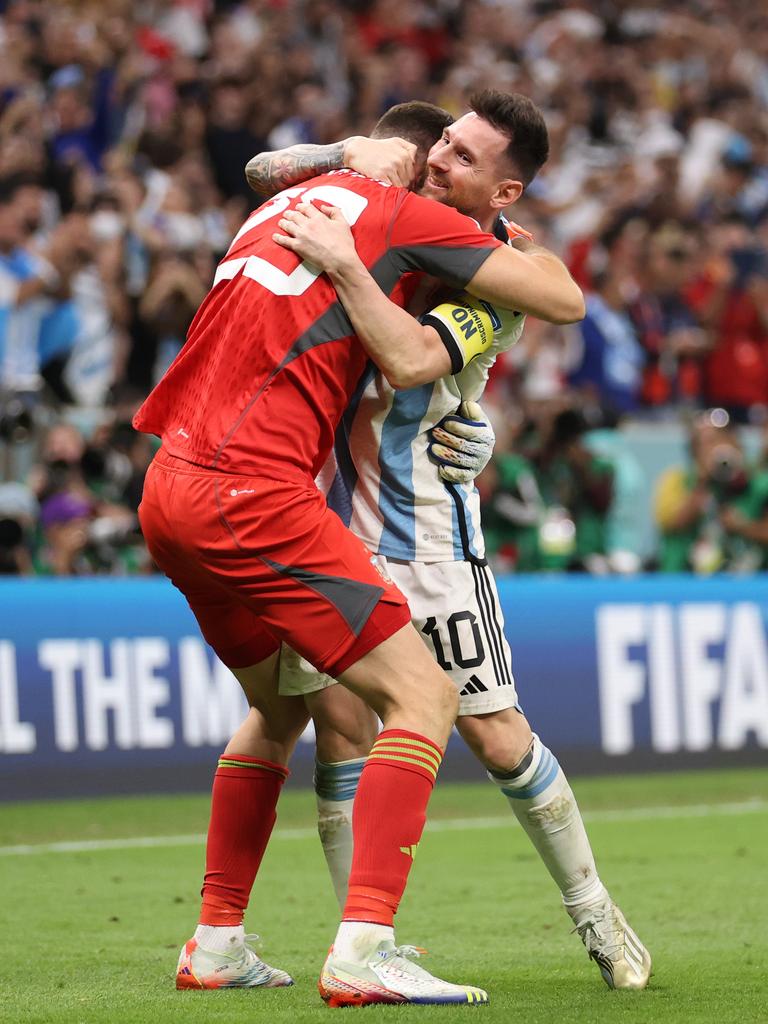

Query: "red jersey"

xmin=686 ymin=274 xmax=768 ymax=409
xmin=133 ymin=171 xmax=501 ymax=480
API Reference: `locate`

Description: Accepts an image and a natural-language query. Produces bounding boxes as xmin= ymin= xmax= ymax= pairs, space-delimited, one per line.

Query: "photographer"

xmin=28 ymin=419 xmax=144 ymax=575
xmin=535 ymin=409 xmax=616 ymax=573
xmin=484 ymin=408 xmax=616 ymax=573
xmin=481 ymin=410 xmax=545 ymax=573
xmin=655 ymin=409 xmax=768 ymax=573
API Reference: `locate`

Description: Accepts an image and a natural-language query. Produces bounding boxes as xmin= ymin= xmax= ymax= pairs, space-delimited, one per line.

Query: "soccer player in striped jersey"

xmin=259 ymin=92 xmax=652 ymax=991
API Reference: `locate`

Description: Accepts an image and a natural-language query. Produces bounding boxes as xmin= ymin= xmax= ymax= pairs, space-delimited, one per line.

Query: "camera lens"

xmin=0 ymin=517 xmax=23 ymax=548
xmin=709 ymin=444 xmax=742 ymax=483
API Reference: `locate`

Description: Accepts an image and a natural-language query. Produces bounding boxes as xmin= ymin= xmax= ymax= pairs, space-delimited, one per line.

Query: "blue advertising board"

xmin=1 ymin=576 xmax=766 ymax=799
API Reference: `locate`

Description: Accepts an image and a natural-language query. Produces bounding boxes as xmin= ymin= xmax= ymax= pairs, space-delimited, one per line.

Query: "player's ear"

xmin=491 ymin=177 xmax=524 ymax=210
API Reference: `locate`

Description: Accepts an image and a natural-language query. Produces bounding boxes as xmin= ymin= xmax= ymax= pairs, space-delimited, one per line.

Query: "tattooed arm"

xmin=245 ymin=136 xmax=417 ymax=196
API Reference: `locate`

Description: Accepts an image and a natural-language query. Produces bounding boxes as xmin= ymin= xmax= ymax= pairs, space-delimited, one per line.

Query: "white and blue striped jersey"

xmin=321 ymin=300 xmax=524 ymax=563
xmin=0 ymin=249 xmax=55 ymax=391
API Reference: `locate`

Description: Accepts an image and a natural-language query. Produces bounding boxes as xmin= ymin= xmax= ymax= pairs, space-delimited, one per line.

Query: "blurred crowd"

xmin=1 ymin=0 xmax=768 ymax=575
xmin=478 ymin=406 xmax=768 ymax=574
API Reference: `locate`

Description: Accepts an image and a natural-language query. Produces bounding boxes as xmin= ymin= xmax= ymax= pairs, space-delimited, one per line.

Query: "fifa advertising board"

xmin=0 ymin=575 xmax=767 ymax=799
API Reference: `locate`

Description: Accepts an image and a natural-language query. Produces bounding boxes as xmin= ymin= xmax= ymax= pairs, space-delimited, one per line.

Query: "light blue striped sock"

xmin=314 ymin=756 xmax=366 ymax=802
xmin=489 ymin=735 xmax=607 ymax=910
xmin=315 ymin=757 xmax=365 ymax=910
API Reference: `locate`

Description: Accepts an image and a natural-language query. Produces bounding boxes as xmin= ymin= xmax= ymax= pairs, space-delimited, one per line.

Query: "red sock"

xmin=199 ymin=754 xmax=289 ymax=926
xmin=343 ymin=730 xmax=442 ymax=926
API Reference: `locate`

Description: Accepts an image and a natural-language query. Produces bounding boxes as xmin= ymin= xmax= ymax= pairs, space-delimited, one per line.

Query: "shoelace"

xmin=242 ymin=933 xmax=265 ymax=954
xmin=389 ymin=945 xmax=428 ymax=960
xmin=238 ymin=935 xmax=271 ymax=972
xmin=378 ymin=945 xmax=435 ymax=984
xmin=571 ymin=907 xmax=624 ymax=960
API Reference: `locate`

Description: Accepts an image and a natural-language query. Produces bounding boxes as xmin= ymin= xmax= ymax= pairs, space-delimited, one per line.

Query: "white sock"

xmin=489 ymin=734 xmax=608 ymax=913
xmin=317 ymin=796 xmax=355 ymax=909
xmin=333 ymin=921 xmax=394 ymax=964
xmin=194 ymin=923 xmax=245 ymax=953
xmin=315 ymin=757 xmax=365 ymax=910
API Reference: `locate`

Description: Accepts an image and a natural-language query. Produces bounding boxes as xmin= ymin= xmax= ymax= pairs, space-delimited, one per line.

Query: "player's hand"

xmin=273 ymin=202 xmax=358 ymax=274
xmin=428 ymin=400 xmax=496 ymax=485
xmin=343 ymin=136 xmax=418 ymax=188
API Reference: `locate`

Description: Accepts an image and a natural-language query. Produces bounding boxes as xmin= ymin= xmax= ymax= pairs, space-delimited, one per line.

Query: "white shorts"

xmin=278 ymin=556 xmax=519 ymax=715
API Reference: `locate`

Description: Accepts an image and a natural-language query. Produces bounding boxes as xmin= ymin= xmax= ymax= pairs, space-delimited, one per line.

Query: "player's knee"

xmin=459 ymin=710 xmax=533 ymax=774
xmin=422 ymin=670 xmax=459 ymax=724
xmin=389 ymin=665 xmax=457 ymax=729
xmin=482 ymin=740 xmax=522 ymax=776
xmin=248 ymin=699 xmax=309 ymax=748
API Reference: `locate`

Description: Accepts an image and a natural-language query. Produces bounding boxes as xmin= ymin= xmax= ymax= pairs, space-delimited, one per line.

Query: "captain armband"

xmin=420 ymin=293 xmax=501 ymax=374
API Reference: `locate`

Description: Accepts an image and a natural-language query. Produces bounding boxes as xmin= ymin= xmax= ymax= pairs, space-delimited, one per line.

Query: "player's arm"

xmin=322 ymin=250 xmax=455 ymax=388
xmin=465 ymin=238 xmax=583 ymax=323
xmin=274 ymin=203 xmax=479 ymax=388
xmin=274 ymin=201 xmax=580 ymax=387
xmin=278 ymin=197 xmax=583 ymax=326
xmin=245 ymin=137 xmax=417 ymax=196
xmin=388 ymin=193 xmax=584 ymax=324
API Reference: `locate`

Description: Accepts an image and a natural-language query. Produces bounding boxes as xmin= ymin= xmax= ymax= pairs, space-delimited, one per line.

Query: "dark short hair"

xmin=371 ymin=101 xmax=454 ymax=161
xmin=469 ymin=89 xmax=549 ymax=187
xmin=0 ymin=172 xmax=39 ymax=206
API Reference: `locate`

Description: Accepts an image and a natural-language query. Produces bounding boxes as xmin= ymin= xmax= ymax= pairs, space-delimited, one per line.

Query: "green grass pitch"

xmin=1 ymin=767 xmax=766 ymax=1024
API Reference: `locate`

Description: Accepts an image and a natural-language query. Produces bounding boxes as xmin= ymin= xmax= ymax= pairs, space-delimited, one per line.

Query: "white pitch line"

xmin=0 ymin=798 xmax=765 ymax=858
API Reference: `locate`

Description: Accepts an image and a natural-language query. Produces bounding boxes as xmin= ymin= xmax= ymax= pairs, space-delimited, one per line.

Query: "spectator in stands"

xmin=630 ymin=224 xmax=709 ymax=410
xmin=138 ymin=249 xmax=208 ymax=383
xmin=686 ymin=217 xmax=768 ymax=422
xmin=0 ymin=176 xmax=75 ymax=399
xmin=27 ymin=420 xmax=89 ymax=505
xmin=483 ymin=408 xmax=616 ymax=573
xmin=697 ymin=137 xmax=768 ymax=228
xmin=567 ymin=260 xmax=646 ymax=418
xmin=36 ymin=489 xmax=93 ymax=576
xmin=205 ymin=78 xmax=268 ymax=203
xmin=1 ymin=0 xmax=768 ymax=575
xmin=481 ymin=410 xmax=544 ymax=573
xmin=30 ymin=418 xmax=144 ymax=575
xmin=0 ymin=481 xmax=37 ymax=575
xmin=655 ymin=409 xmax=768 ymax=573
xmin=533 ymin=409 xmax=616 ymax=573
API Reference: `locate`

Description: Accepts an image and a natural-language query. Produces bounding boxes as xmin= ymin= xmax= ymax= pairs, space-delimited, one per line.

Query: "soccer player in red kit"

xmin=135 ymin=103 xmax=583 ymax=1006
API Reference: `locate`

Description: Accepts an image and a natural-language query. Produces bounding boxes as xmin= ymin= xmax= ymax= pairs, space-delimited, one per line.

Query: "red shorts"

xmin=139 ymin=449 xmax=410 ymax=675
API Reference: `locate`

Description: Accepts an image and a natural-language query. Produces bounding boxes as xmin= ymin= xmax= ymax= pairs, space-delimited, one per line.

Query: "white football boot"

xmin=176 ymin=933 xmax=294 ymax=989
xmin=571 ymin=900 xmax=651 ymax=990
xmin=318 ymin=940 xmax=489 ymax=1007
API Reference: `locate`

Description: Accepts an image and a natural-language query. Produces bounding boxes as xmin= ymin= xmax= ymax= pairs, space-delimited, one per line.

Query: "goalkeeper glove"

xmin=428 ymin=400 xmax=495 ymax=485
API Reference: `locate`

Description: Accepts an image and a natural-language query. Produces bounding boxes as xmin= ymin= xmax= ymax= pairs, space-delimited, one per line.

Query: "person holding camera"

xmin=655 ymin=409 xmax=768 ymax=573
xmin=484 ymin=408 xmax=617 ymax=573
